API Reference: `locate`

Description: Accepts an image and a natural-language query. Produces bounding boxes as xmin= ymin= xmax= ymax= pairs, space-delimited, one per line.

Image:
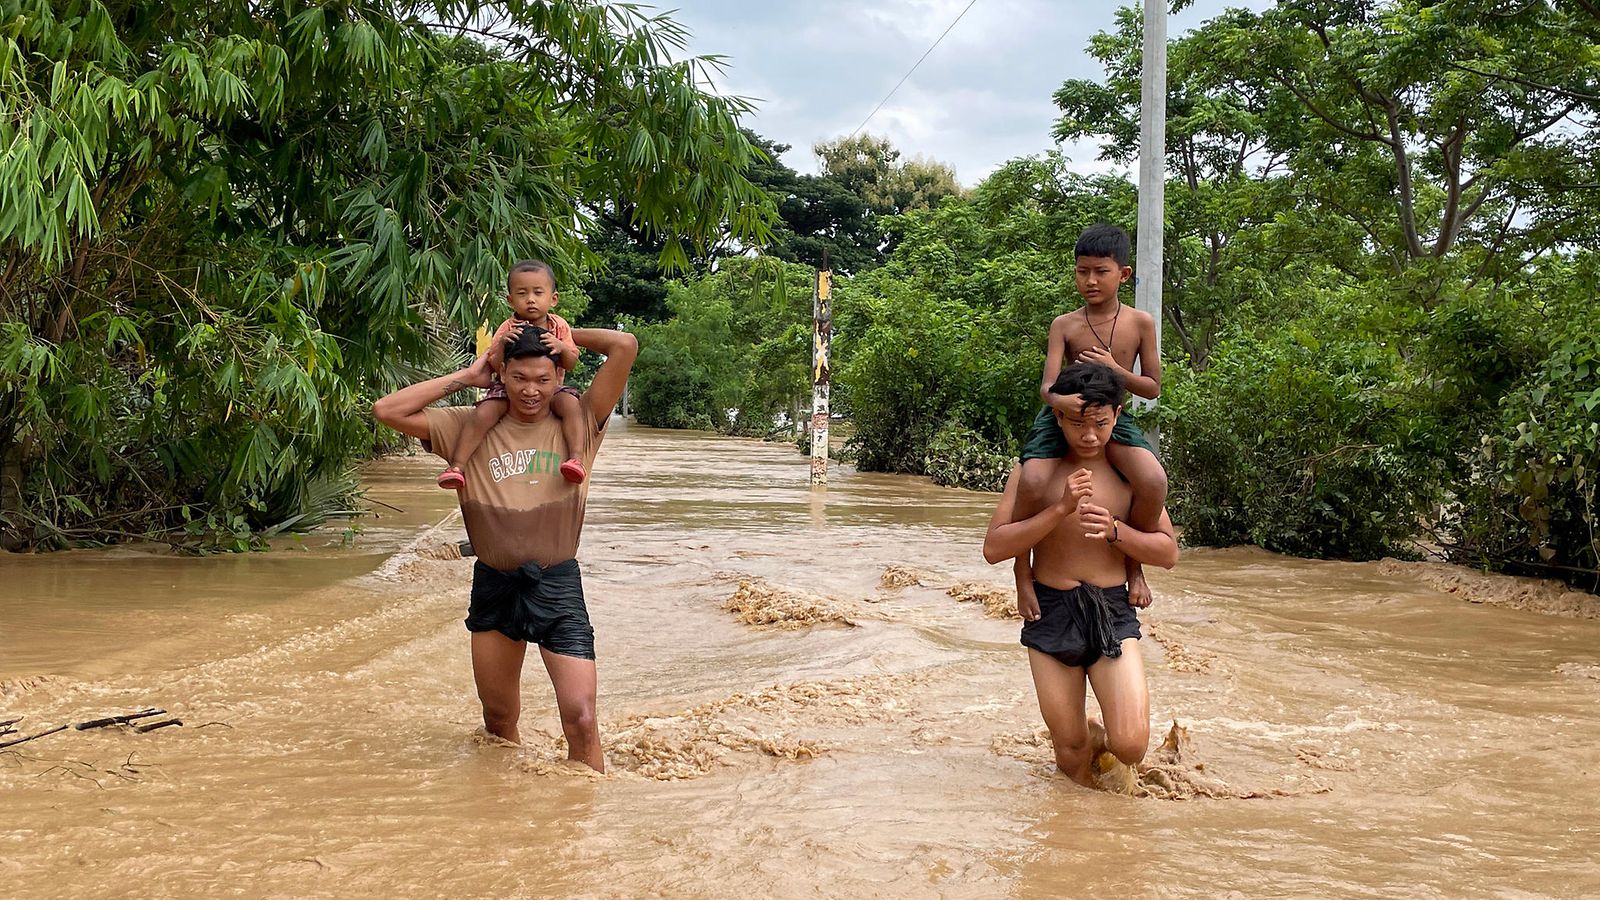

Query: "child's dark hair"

xmin=505 ymin=325 xmax=556 ymax=363
xmin=508 ymin=259 xmax=556 ymax=290
xmin=1075 ymin=224 xmax=1130 ymax=267
xmin=1048 ymin=362 xmax=1127 ymax=411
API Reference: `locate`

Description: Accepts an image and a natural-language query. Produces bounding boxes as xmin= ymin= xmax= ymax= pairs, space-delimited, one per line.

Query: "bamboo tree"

xmin=0 ymin=0 xmax=776 ymax=549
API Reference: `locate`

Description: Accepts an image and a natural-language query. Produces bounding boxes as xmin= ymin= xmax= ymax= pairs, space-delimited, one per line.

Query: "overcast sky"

xmin=660 ymin=0 xmax=1272 ymax=185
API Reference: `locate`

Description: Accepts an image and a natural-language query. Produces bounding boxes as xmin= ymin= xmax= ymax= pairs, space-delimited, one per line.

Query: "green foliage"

xmin=924 ymin=422 xmax=1012 ymax=494
xmin=576 ymin=129 xmax=965 ymax=323
xmin=0 ymin=0 xmax=776 ymax=550
xmin=619 ymin=1 xmax=1598 ymax=593
xmin=1159 ymin=310 xmax=1446 ymax=560
xmin=813 ymin=133 xmax=964 ymax=217
xmin=628 ymin=257 xmax=813 ymax=435
xmin=579 ymin=219 xmax=674 ymax=325
xmin=1047 ymin=0 xmax=1599 ymax=586
xmin=835 ymin=157 xmax=1129 ymax=477
xmin=628 ymin=356 xmax=718 ymax=431
xmin=1451 ymin=264 xmax=1600 ymax=584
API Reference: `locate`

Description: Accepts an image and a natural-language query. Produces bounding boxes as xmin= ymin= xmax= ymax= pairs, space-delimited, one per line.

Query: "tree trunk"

xmin=1 ymin=436 xmax=27 ymax=551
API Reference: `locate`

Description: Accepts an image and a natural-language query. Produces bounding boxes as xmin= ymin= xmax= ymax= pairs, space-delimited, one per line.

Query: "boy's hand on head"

xmin=539 ymin=331 xmax=560 ymax=351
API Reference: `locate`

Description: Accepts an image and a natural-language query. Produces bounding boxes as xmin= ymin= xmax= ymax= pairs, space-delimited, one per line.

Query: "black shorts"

xmin=1021 ymin=582 xmax=1141 ymax=669
xmin=466 ymin=558 xmax=594 ymax=660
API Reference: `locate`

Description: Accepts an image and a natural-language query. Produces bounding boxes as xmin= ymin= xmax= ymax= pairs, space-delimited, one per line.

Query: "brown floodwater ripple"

xmin=2 ymin=424 xmax=1598 ymax=897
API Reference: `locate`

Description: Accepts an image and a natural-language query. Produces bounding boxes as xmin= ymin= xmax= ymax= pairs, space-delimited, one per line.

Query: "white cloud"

xmin=658 ymin=0 xmax=1272 ymax=182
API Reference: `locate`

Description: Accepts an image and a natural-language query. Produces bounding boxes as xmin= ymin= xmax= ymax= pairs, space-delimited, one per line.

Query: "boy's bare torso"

xmin=1016 ymin=455 xmax=1132 ymax=590
xmin=1058 ymin=305 xmax=1147 ymax=372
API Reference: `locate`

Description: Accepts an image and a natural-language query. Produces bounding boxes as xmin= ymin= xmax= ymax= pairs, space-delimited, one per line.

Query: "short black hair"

xmin=1075 ymin=224 xmax=1130 ymax=267
xmin=504 ymin=325 xmax=557 ymax=363
xmin=508 ymin=259 xmax=556 ymax=290
xmin=1048 ymin=361 xmax=1127 ymax=411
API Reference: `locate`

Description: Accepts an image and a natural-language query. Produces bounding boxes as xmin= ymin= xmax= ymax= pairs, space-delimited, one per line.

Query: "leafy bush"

xmin=627 ymin=258 xmax=814 ymax=436
xmin=834 ymin=184 xmax=1095 ymax=478
xmin=924 ymin=422 xmax=1014 ymax=493
xmin=1453 ymin=316 xmax=1600 ymax=585
xmin=1160 ymin=327 xmax=1445 ymax=560
xmin=627 ymin=351 xmax=719 ymax=431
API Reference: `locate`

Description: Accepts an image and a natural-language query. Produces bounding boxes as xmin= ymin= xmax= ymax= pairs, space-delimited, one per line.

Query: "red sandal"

xmin=437 ymin=465 xmax=466 ymax=490
xmin=559 ymin=458 xmax=587 ymax=484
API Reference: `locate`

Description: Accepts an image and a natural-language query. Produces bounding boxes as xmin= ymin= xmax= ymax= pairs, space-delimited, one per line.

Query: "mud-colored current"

xmin=3 ymin=423 xmax=1598 ymax=898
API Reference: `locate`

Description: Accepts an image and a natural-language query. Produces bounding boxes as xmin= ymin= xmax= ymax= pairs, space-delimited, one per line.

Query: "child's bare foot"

xmin=437 ymin=465 xmax=466 ymax=490
xmin=1127 ymin=565 xmax=1153 ymax=609
xmin=559 ymin=458 xmax=586 ymax=484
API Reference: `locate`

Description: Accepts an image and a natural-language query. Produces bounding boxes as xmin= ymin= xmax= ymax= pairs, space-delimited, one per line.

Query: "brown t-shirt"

xmin=423 ymin=405 xmax=604 ymax=570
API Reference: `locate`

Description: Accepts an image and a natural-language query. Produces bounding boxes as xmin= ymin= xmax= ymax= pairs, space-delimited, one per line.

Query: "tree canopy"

xmin=0 ymin=0 xmax=777 ymax=549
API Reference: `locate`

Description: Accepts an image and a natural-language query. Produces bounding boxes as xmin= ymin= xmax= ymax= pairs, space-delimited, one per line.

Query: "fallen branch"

xmin=38 ymin=764 xmax=104 ymax=788
xmin=0 ymin=716 xmax=22 ymax=729
xmin=0 ymin=724 xmax=69 ymax=749
xmin=134 ymin=719 xmax=182 ymax=734
xmin=75 ymin=708 xmax=164 ymax=730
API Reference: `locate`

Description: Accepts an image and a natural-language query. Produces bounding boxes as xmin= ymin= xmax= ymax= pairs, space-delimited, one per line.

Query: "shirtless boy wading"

xmin=984 ymin=362 xmax=1179 ymax=786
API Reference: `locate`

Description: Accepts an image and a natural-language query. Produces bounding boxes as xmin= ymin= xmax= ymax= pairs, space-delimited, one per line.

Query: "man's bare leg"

xmin=1027 ymin=648 xmax=1103 ymax=787
xmin=1085 ymin=638 xmax=1150 ymax=765
xmin=1105 ymin=443 xmax=1168 ymax=609
xmin=541 ymin=648 xmax=603 ymax=773
xmin=471 ymin=630 xmax=527 ymax=743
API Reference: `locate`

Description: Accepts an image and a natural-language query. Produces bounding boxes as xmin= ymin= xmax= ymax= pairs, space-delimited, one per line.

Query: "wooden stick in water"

xmin=0 ymin=723 xmax=69 ymax=749
xmin=133 ymin=719 xmax=182 ymax=733
xmin=75 ymin=709 xmax=165 ymax=731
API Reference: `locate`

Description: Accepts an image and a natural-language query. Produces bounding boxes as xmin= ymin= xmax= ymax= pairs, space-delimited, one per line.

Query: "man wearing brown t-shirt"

xmin=373 ymin=326 xmax=637 ymax=772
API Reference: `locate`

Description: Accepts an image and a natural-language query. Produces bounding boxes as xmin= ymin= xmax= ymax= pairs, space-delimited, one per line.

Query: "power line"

xmin=848 ymin=0 xmax=981 ymax=139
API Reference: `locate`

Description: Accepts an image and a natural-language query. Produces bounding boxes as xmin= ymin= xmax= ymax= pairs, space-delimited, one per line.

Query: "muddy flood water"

xmin=3 ymin=422 xmax=1599 ymax=898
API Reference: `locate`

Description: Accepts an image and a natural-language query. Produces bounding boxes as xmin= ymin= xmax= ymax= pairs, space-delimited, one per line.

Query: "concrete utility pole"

xmin=1135 ymin=0 xmax=1167 ymax=439
xmin=810 ymin=268 xmax=833 ymax=486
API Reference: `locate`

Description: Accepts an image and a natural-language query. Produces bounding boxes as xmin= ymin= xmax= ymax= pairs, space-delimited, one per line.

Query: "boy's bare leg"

xmin=1013 ymin=554 xmax=1040 ymax=621
xmin=1105 ymin=443 xmax=1168 ymax=608
xmin=448 ymin=399 xmax=508 ymax=476
xmin=470 ymin=630 xmax=527 ymax=743
xmin=541 ymin=648 xmax=603 ymax=772
xmin=551 ymin=390 xmax=586 ymax=480
xmin=1028 ymin=649 xmax=1102 ymax=787
xmin=1018 ymin=456 xmax=1057 ymax=491
xmin=1085 ymin=638 xmax=1150 ymax=765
